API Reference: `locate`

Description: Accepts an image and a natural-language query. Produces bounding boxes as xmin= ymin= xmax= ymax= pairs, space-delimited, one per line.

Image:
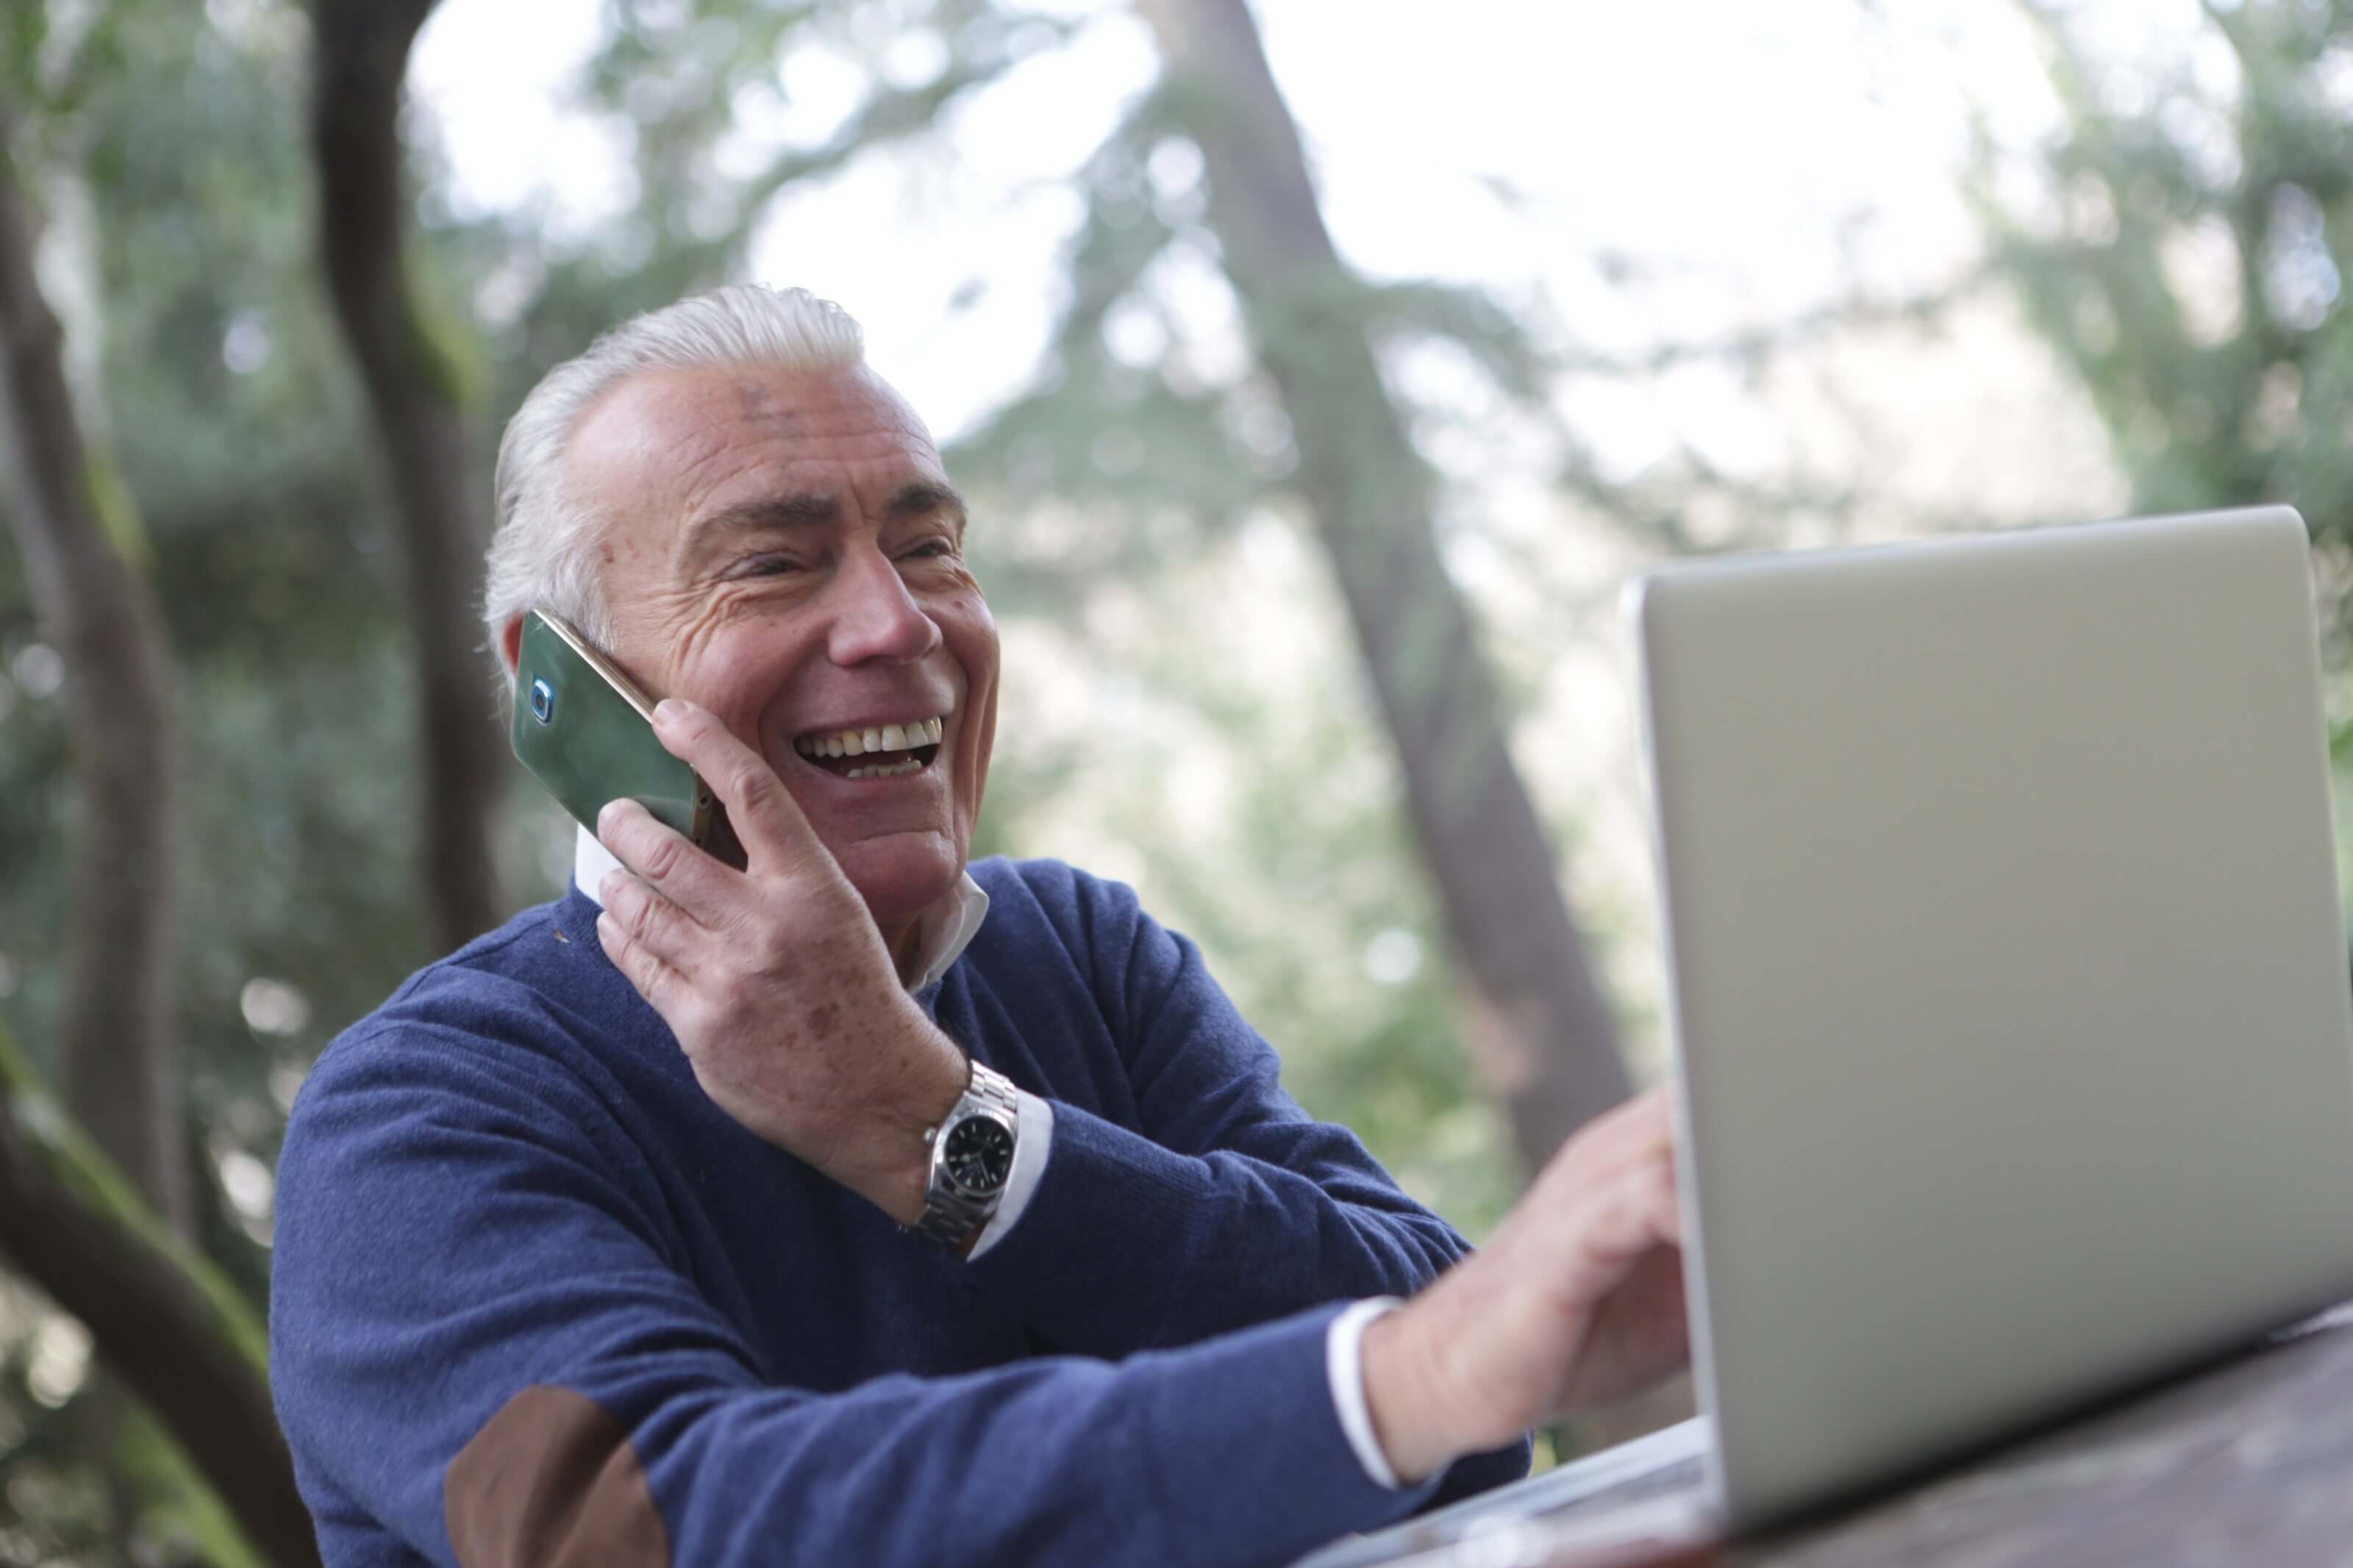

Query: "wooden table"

xmin=1508 ymin=1302 xmax=2353 ymax=1568
xmin=1718 ymin=1302 xmax=2353 ymax=1567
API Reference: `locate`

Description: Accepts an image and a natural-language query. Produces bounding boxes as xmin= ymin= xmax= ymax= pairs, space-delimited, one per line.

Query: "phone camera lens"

xmin=529 ymin=679 xmax=554 ymax=725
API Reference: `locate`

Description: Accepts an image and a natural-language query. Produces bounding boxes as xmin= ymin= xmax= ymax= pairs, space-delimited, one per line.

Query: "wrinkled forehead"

xmin=563 ymin=362 xmax=946 ymax=551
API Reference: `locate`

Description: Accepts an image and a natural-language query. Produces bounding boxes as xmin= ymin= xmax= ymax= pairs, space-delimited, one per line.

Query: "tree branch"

xmin=0 ymin=1025 xmax=318 ymax=1568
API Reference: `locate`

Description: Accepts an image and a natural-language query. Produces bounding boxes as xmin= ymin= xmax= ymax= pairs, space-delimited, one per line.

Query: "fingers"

xmin=1511 ymin=1095 xmax=1684 ymax=1307
xmin=596 ymin=856 xmax=701 ymax=975
xmin=1555 ymin=1240 xmax=1693 ymax=1415
xmin=1567 ymin=1150 xmax=1684 ymax=1283
xmin=597 ymin=797 xmax=734 ymax=926
xmin=1546 ymin=1157 xmax=1690 ymax=1416
xmin=1530 ymin=1083 xmax=1677 ymax=1206
xmin=595 ymin=908 xmax=688 ymax=1011
xmin=651 ymin=699 xmax=816 ymax=873
xmin=1591 ymin=1083 xmax=1677 ymax=1164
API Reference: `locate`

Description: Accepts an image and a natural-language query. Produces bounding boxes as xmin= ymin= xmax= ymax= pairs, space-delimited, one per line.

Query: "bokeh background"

xmin=4 ymin=0 xmax=2353 ymax=1561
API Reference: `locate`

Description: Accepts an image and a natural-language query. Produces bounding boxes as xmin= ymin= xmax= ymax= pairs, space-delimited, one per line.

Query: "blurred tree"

xmin=0 ymin=0 xmax=463 ymax=1556
xmin=1977 ymin=1 xmax=2353 ymax=614
xmin=0 ymin=87 xmax=316 ymax=1568
xmin=312 ymin=0 xmax=506 ymax=953
xmin=1133 ymin=0 xmax=1631 ymax=1171
xmin=0 ymin=91 xmax=188 ymax=1234
xmin=0 ymin=1020 xmax=315 ymax=1568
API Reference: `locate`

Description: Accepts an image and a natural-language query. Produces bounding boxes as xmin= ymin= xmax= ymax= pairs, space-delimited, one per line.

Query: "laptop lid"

xmin=1629 ymin=506 xmax=2353 ymax=1529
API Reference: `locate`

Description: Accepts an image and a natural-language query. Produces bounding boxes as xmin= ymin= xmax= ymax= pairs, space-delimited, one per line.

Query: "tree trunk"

xmin=312 ymin=0 xmax=507 ymax=952
xmin=1139 ymin=0 xmax=1632 ymax=1170
xmin=0 ymin=102 xmax=191 ymax=1237
xmin=0 ymin=1028 xmax=321 ymax=1568
xmin=0 ymin=119 xmax=318 ymax=1568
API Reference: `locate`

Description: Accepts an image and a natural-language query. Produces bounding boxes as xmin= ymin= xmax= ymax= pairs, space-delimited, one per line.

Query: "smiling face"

xmin=559 ymin=362 xmax=999 ymax=947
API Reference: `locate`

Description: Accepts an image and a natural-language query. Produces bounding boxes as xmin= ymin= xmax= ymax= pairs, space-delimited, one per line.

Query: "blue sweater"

xmin=270 ymin=857 xmax=1528 ymax=1567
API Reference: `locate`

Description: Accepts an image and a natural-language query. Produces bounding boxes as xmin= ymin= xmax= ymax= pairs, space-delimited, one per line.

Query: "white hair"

xmin=482 ymin=284 xmax=867 ymax=675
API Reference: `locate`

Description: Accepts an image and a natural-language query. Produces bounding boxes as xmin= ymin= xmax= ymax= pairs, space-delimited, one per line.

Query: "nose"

xmin=826 ymin=542 xmax=942 ymax=666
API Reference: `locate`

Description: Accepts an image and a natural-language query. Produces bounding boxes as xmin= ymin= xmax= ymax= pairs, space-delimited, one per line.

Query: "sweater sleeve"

xmin=966 ymin=868 xmax=1476 ymax=1350
xmin=269 ymin=1020 xmax=1440 ymax=1568
xmin=960 ymin=868 xmax=1532 ymax=1506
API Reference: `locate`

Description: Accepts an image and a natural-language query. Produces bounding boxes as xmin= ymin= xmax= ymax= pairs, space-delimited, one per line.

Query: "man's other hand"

xmin=592 ymin=698 xmax=968 ymax=1223
xmin=1362 ymin=1086 xmax=1690 ymax=1482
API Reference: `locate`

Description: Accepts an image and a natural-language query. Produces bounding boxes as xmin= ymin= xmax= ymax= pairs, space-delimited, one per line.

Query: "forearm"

xmin=967 ymin=1101 xmax=1471 ymax=1357
xmin=585 ymin=1308 xmax=1435 ymax=1568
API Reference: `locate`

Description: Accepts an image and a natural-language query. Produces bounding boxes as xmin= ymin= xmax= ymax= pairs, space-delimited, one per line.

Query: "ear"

xmin=499 ymin=615 xmax=525 ymax=679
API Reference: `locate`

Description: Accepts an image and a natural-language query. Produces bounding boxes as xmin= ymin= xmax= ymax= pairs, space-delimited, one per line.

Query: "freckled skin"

xmin=558 ymin=362 xmax=1000 ymax=961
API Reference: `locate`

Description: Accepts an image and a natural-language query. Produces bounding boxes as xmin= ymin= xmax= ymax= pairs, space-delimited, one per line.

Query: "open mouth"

xmin=792 ymin=715 xmax=945 ymax=781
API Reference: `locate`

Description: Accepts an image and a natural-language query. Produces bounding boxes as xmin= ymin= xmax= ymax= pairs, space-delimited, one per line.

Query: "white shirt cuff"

xmin=967 ymin=1090 xmax=1053 ymax=1260
xmin=1327 ymin=1296 xmax=1408 ymax=1489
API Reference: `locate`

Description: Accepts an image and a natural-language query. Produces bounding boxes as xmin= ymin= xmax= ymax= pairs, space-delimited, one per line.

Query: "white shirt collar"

xmin=571 ymin=826 xmax=990 ymax=993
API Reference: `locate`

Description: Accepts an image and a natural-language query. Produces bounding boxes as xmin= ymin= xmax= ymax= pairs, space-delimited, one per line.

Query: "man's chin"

xmin=832 ymin=832 xmax=965 ymax=935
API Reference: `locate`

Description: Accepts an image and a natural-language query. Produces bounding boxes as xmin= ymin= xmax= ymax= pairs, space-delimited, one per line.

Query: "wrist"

xmin=843 ymin=1019 xmax=970 ymax=1225
xmin=1360 ymin=1300 xmax=1463 ymax=1484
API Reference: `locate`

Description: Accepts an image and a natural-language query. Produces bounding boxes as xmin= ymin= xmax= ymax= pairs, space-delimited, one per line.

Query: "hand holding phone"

xmin=588 ymin=698 xmax=971 ymax=1225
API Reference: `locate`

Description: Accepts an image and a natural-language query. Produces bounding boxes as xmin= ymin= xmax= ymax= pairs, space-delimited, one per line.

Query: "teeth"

xmin=844 ymin=757 xmax=924 ymax=779
xmin=796 ymin=715 xmax=947 ymax=759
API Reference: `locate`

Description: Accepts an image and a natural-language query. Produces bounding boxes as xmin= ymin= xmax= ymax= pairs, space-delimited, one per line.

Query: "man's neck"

xmin=885 ymin=920 xmax=925 ymax=989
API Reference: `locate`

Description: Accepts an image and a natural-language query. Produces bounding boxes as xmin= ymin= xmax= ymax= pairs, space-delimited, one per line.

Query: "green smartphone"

xmin=512 ymin=609 xmax=715 ymax=848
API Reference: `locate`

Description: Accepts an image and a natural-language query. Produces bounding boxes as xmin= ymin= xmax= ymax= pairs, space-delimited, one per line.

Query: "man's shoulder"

xmin=955 ymin=856 xmax=1215 ymax=1020
xmin=357 ymin=893 xmax=586 ymax=1037
xmin=400 ymin=888 xmax=594 ymax=992
xmin=965 ymin=853 xmax=1107 ymax=909
xmin=290 ymin=890 xmax=619 ymax=1131
xmin=963 ymin=856 xmax=1150 ymax=959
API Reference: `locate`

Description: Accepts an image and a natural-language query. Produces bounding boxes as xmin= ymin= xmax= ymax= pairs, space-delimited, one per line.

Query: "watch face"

xmin=943 ymin=1115 xmax=1015 ymax=1194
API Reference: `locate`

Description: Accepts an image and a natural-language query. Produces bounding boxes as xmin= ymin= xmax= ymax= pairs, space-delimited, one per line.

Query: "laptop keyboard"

xmin=1525 ymin=1449 xmax=1707 ymax=1519
xmin=1291 ymin=1419 xmax=1713 ymax=1567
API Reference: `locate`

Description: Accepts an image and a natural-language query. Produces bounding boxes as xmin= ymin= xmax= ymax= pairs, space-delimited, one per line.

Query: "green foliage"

xmin=403 ymin=240 xmax=494 ymax=411
xmin=948 ymin=93 xmax=1279 ymax=617
xmin=77 ymin=451 xmax=147 ymax=570
xmin=469 ymin=0 xmax=1056 ymax=422
xmin=1975 ymin=1 xmax=2353 ymax=601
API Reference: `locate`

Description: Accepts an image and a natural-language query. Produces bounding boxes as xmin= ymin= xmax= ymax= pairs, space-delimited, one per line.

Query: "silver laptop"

xmin=1299 ymin=506 xmax=2353 ymax=1566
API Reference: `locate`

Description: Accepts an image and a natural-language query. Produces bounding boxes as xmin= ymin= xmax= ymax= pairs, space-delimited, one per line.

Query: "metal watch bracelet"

xmin=913 ymin=1059 xmax=1021 ymax=1249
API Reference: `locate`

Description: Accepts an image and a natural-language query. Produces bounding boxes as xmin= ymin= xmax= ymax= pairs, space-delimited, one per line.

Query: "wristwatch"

xmin=914 ymin=1059 xmax=1021 ymax=1250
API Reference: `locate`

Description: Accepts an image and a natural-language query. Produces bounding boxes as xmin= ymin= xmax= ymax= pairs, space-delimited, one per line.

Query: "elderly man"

xmin=268 ymin=284 xmax=1687 ymax=1568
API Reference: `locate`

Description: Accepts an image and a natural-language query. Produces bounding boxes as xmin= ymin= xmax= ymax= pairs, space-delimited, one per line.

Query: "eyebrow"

xmin=882 ymin=480 xmax=967 ymax=528
xmin=675 ymin=481 xmax=968 ymax=570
